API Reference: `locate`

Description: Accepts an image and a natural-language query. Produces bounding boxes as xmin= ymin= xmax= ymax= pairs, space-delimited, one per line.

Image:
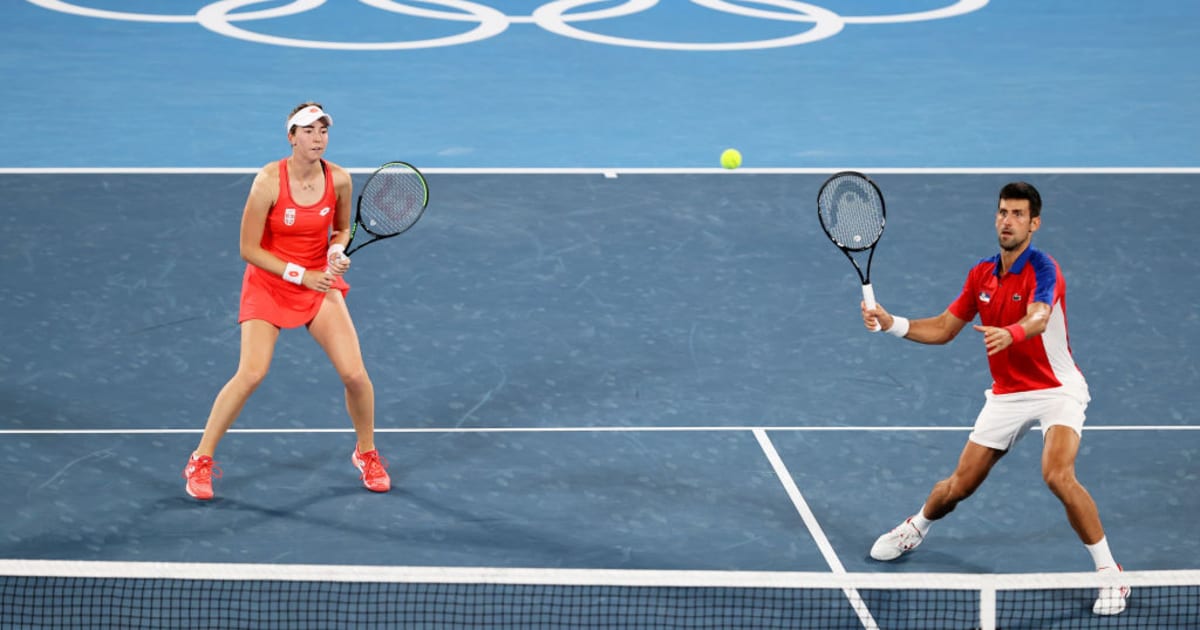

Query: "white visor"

xmin=286 ymin=106 xmax=332 ymax=132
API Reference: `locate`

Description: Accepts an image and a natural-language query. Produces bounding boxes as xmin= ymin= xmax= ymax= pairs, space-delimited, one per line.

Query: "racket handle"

xmin=862 ymin=283 xmax=882 ymax=332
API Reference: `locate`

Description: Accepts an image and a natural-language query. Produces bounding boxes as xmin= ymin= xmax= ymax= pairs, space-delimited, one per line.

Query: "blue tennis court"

xmin=2 ymin=1 xmax=1198 ymax=627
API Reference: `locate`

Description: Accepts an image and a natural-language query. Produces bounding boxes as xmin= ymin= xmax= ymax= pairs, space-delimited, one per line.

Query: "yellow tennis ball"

xmin=720 ymin=148 xmax=742 ymax=170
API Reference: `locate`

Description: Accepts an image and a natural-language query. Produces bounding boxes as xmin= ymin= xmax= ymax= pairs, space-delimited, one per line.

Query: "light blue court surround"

xmin=3 ymin=0 xmax=1198 ymax=168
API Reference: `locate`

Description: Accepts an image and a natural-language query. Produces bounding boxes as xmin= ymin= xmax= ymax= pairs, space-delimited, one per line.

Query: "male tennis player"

xmin=861 ymin=182 xmax=1128 ymax=616
xmin=183 ymin=102 xmax=390 ymax=500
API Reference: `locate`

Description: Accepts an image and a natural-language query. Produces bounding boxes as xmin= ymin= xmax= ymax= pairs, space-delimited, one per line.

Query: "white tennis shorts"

xmin=968 ymin=387 xmax=1090 ymax=451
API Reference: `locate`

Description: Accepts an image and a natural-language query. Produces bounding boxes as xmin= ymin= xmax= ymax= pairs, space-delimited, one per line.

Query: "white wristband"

xmin=886 ymin=316 xmax=910 ymax=338
xmin=283 ymin=262 xmax=305 ymax=285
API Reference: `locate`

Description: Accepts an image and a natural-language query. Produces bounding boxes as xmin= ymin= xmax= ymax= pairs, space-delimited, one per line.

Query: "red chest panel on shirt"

xmin=975 ymin=271 xmax=1033 ymax=328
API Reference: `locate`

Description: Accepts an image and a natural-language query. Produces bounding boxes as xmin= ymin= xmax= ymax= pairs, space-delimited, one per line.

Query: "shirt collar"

xmin=992 ymin=245 xmax=1037 ymax=277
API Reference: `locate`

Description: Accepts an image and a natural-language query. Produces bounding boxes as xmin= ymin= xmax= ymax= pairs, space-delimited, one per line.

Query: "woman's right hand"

xmin=303 ymin=269 xmax=335 ymax=292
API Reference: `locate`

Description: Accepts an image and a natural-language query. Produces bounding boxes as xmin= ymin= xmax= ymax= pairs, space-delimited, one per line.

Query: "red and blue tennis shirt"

xmin=948 ymin=246 xmax=1088 ymax=400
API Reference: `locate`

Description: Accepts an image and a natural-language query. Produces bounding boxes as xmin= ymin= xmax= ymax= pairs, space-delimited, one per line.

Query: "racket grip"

xmin=862 ymin=283 xmax=882 ymax=332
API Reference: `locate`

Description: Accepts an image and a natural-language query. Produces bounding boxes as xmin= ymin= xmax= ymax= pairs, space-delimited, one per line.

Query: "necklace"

xmin=289 ymin=158 xmax=321 ymax=192
xmin=294 ymin=173 xmax=321 ymax=192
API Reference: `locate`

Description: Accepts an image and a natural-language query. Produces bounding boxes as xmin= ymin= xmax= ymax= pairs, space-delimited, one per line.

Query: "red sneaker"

xmin=351 ymin=446 xmax=391 ymax=492
xmin=182 ymin=454 xmax=221 ymax=500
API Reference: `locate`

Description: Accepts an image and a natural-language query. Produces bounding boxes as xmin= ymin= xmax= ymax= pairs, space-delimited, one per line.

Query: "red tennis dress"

xmin=238 ymin=159 xmax=350 ymax=328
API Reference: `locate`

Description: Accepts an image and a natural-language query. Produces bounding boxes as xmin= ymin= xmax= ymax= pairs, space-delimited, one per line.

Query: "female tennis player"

xmin=183 ymin=103 xmax=390 ymax=500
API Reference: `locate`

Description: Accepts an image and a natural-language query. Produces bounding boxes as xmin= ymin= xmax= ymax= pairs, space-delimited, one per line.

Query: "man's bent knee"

xmin=1042 ymin=466 xmax=1079 ymax=497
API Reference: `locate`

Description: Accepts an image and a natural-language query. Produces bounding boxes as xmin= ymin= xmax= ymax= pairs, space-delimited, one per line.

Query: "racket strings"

xmin=818 ymin=177 xmax=885 ymax=250
xmin=359 ymin=168 xmax=427 ymax=236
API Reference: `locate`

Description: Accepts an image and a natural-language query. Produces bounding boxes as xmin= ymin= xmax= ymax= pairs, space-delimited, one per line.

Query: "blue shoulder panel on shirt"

xmin=1026 ymin=247 xmax=1059 ymax=305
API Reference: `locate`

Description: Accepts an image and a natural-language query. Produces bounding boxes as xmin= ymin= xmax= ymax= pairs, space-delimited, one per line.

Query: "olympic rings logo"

xmin=28 ymin=0 xmax=989 ymax=51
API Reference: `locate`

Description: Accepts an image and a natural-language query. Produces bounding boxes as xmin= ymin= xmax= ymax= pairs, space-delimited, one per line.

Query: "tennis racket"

xmin=342 ymin=161 xmax=430 ymax=258
xmin=817 ymin=171 xmax=887 ymax=331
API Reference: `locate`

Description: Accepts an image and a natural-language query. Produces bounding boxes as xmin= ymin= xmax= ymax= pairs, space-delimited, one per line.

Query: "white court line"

xmin=754 ymin=429 xmax=878 ymax=630
xmin=1 ymin=167 xmax=1199 ymax=175
xmin=0 ymin=425 xmax=1194 ymax=436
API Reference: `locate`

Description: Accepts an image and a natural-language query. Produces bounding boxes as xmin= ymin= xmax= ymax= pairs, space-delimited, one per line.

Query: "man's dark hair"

xmin=999 ymin=181 xmax=1042 ymax=218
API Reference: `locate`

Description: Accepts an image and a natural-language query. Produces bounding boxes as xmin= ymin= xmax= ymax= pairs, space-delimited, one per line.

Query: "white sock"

xmin=1086 ymin=536 xmax=1118 ymax=570
xmin=910 ymin=508 xmax=934 ymax=536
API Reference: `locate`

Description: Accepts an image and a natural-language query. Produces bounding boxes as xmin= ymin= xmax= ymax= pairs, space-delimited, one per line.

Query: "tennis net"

xmin=2 ymin=560 xmax=1198 ymax=629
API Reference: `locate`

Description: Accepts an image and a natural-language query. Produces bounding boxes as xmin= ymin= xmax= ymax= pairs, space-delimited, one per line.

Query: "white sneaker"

xmin=870 ymin=517 xmax=924 ymax=561
xmin=1092 ymin=565 xmax=1129 ymax=616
